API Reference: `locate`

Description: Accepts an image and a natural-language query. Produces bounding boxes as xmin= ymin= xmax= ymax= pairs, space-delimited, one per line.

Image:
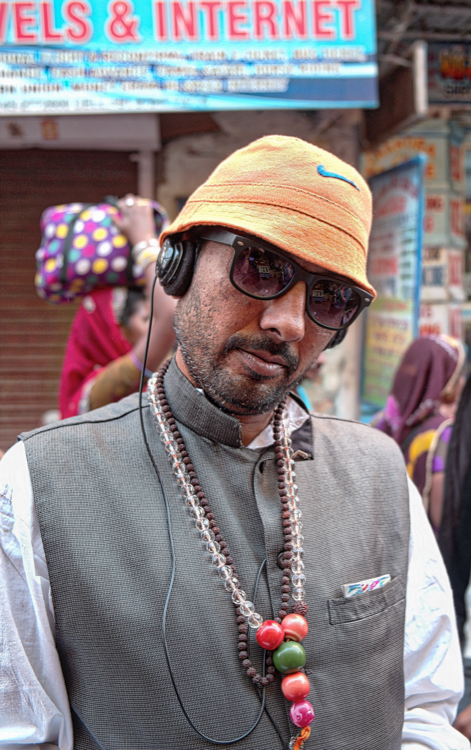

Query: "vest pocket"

xmin=327 ymin=576 xmax=405 ymax=625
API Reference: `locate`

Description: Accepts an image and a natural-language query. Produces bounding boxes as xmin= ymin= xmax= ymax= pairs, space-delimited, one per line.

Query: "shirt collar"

xmin=247 ymin=397 xmax=309 ymax=450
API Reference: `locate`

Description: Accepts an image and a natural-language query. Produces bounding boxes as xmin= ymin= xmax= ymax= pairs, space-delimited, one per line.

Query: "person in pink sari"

xmin=59 ymin=196 xmax=176 ymax=418
xmin=374 ymin=334 xmax=465 ymax=532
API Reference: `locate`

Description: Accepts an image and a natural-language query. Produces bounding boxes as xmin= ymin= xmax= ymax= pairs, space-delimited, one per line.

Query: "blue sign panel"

xmin=0 ymin=0 xmax=377 ymax=113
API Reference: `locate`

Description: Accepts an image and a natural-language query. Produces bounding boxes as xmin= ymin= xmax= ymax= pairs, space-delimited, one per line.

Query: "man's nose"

xmin=259 ymin=281 xmax=306 ymax=341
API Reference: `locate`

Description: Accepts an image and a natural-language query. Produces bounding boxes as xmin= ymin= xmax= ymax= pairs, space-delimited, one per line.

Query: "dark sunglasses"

xmin=197 ymin=228 xmax=373 ymax=331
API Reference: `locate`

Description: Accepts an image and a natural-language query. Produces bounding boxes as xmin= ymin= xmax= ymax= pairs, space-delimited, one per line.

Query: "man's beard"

xmin=174 ymin=292 xmax=302 ymax=416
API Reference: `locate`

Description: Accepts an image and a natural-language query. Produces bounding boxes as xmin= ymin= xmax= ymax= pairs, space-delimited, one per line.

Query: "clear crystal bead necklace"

xmin=147 ymin=360 xmax=315 ymax=750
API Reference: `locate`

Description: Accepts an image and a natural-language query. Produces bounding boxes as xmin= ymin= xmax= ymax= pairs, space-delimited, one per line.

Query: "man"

xmin=0 ymin=136 xmax=467 ymax=750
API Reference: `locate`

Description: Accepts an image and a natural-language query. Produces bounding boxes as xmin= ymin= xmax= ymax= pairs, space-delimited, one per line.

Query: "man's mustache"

xmin=223 ymin=334 xmax=299 ymax=375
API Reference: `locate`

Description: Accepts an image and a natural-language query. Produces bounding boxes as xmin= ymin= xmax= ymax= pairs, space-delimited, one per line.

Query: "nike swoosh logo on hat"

xmin=317 ymin=164 xmax=359 ymax=191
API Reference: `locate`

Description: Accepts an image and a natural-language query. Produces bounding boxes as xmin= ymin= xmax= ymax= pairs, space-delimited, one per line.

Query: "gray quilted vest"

xmin=21 ymin=358 xmax=410 ymax=750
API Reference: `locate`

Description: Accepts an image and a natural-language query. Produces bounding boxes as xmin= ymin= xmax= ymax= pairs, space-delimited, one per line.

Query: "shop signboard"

xmin=421 ymin=246 xmax=465 ymax=302
xmin=419 ymin=302 xmax=449 ymax=336
xmin=422 ymin=191 xmax=466 ymax=248
xmin=450 ymin=132 xmax=465 ymax=192
xmin=362 ymin=129 xmax=448 ymax=188
xmin=419 ymin=302 xmax=463 ymax=340
xmin=361 ymin=156 xmax=425 ymax=412
xmin=450 ymin=193 xmax=465 ymax=246
xmin=423 ymin=192 xmax=447 ymax=244
xmin=448 ymin=247 xmax=465 ymax=301
xmin=428 ymin=42 xmax=471 ymax=105
xmin=0 ymin=0 xmax=377 ymax=114
xmin=421 ymin=246 xmax=447 ymax=301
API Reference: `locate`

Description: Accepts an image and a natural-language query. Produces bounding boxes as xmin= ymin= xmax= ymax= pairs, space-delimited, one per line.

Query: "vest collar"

xmin=163 ymin=357 xmax=313 ymax=456
xmin=164 ymin=357 xmax=243 ymax=447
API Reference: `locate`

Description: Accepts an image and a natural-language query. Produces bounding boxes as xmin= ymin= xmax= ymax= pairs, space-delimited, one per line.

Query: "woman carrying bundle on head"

xmin=374 ymin=334 xmax=465 ymax=534
xmin=59 ymin=196 xmax=176 ymax=419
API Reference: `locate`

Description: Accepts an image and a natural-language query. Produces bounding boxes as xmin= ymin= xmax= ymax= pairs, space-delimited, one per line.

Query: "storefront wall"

xmin=0 ymin=148 xmax=138 ymax=452
xmin=363 ymin=117 xmax=468 ymax=347
xmin=0 ymin=108 xmax=365 ymax=455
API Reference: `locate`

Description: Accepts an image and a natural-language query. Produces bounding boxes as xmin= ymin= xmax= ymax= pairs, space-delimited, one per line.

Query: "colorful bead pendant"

xmin=272 ymin=640 xmax=306 ymax=674
xmin=281 ymin=613 xmax=308 ymax=642
xmin=281 ymin=671 xmax=310 ymax=701
xmin=289 ymin=699 xmax=315 ymax=728
xmin=256 ymin=620 xmax=284 ymax=650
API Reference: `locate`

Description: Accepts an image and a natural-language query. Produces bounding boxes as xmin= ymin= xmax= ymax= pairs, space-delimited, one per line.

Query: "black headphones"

xmin=156 ymin=234 xmax=347 ymax=349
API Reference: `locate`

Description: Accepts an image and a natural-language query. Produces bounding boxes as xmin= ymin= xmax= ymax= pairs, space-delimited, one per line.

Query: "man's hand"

xmin=454 ymin=702 xmax=471 ymax=739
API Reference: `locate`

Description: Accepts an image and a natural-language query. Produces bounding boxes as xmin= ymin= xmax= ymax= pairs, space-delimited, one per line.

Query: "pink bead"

xmin=256 ymin=620 xmax=284 ymax=650
xmin=281 ymin=672 xmax=310 ymax=701
xmin=289 ymin=699 xmax=315 ymax=728
xmin=281 ymin=613 xmax=308 ymax=642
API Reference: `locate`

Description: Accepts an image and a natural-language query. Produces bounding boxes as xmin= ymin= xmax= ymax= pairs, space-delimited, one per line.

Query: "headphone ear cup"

xmin=157 ymin=239 xmax=197 ymax=297
xmin=325 ymin=328 xmax=347 ymax=349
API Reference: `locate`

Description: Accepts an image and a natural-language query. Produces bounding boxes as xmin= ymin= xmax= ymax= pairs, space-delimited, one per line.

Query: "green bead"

xmin=272 ymin=640 xmax=306 ymax=674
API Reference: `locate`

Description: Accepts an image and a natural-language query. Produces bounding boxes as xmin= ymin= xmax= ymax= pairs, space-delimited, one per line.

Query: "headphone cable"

xmin=137 ymin=273 xmax=290 ymax=747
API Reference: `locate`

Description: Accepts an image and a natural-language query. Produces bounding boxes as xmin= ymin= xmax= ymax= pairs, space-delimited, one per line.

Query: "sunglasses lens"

xmin=232 ymin=247 xmax=295 ymax=297
xmin=308 ymin=280 xmax=361 ymax=329
xmin=231 ymin=244 xmax=361 ymax=331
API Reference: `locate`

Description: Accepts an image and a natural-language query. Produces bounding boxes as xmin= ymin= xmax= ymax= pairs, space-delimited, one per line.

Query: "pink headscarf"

xmin=377 ymin=334 xmax=465 ymax=446
xmin=59 ymin=287 xmax=131 ymax=419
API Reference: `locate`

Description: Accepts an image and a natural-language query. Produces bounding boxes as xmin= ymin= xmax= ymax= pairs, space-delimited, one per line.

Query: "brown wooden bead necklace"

xmin=147 ymin=360 xmax=313 ymax=745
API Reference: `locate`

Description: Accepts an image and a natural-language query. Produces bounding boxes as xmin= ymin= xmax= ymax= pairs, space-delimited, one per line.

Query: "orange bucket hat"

xmin=161 ymin=135 xmax=375 ymax=297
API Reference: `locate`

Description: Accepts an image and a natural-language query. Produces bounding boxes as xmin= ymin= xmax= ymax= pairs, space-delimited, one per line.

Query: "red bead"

xmin=281 ymin=672 xmax=310 ymax=702
xmin=256 ymin=620 xmax=284 ymax=650
xmin=281 ymin=613 xmax=308 ymax=642
xmin=289 ymin=699 xmax=315 ymax=728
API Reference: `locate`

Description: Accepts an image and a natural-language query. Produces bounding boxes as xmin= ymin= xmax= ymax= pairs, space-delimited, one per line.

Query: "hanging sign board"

xmin=0 ymin=0 xmax=377 ymax=114
xmin=361 ymin=156 xmax=426 ymax=412
xmin=428 ymin=42 xmax=471 ymax=105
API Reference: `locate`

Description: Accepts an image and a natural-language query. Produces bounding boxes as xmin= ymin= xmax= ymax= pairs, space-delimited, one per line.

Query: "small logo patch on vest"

xmin=317 ymin=164 xmax=359 ymax=191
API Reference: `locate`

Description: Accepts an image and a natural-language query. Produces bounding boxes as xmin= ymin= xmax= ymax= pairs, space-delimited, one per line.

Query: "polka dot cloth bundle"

xmin=35 ymin=200 xmax=168 ymax=304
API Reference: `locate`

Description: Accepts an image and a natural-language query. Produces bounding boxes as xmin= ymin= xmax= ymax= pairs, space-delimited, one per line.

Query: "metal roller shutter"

xmin=0 ymin=149 xmax=137 ymax=453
